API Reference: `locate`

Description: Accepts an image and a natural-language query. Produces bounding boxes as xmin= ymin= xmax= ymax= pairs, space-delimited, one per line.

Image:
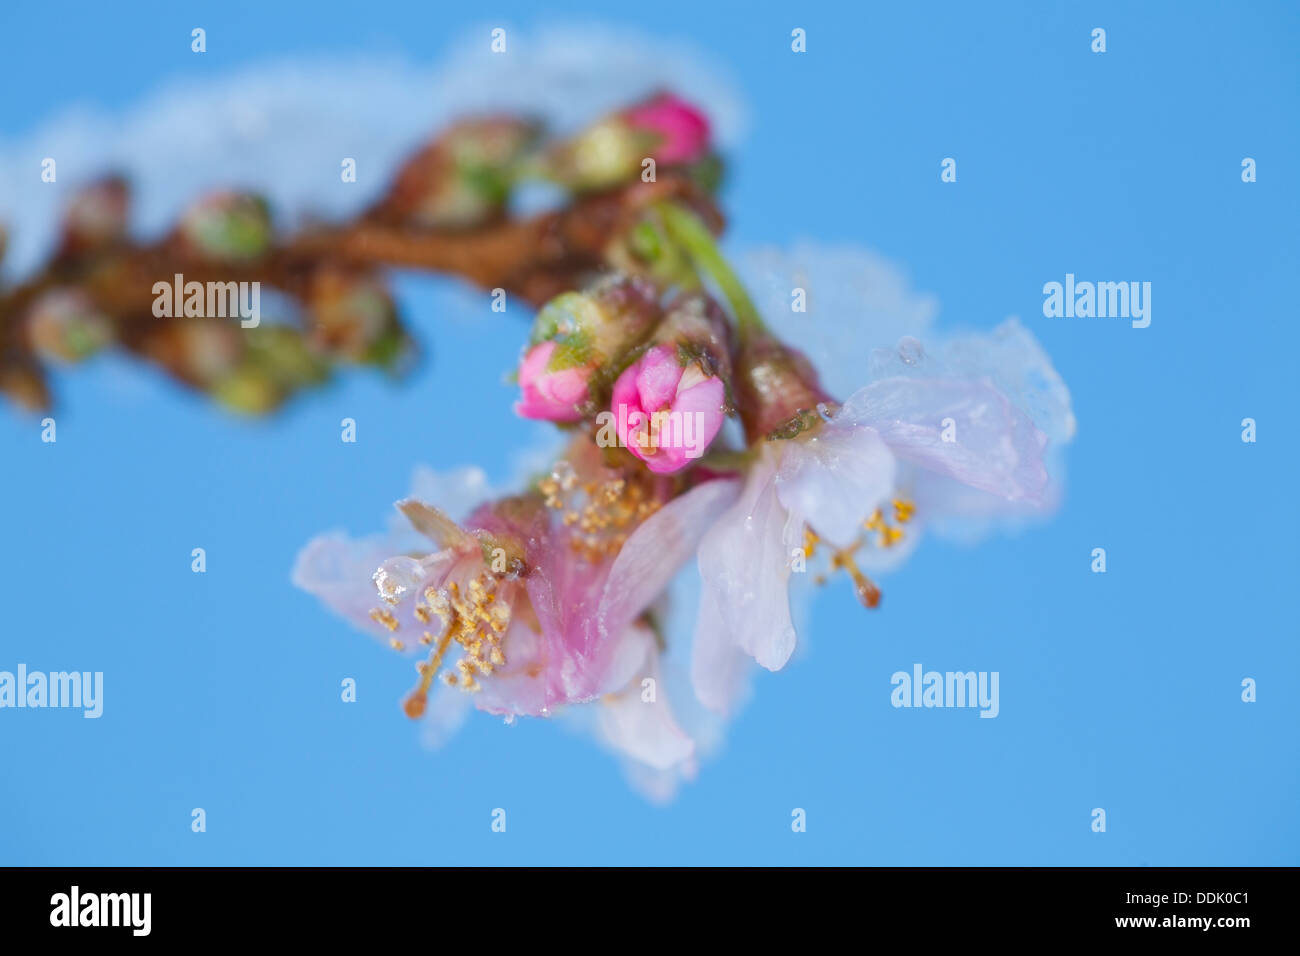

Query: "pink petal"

xmin=518 ymin=339 xmax=554 ymax=380
xmin=471 ymin=618 xmax=551 ymax=717
xmin=516 ymin=341 xmax=589 ymax=421
xmin=667 ymin=375 xmax=726 ymax=452
xmin=508 ymin=477 xmax=739 ymax=713
xmin=616 ymin=363 xmax=727 ymax=474
xmin=625 ymin=94 xmax=711 ymax=165
xmin=633 ymin=346 xmax=683 ymax=411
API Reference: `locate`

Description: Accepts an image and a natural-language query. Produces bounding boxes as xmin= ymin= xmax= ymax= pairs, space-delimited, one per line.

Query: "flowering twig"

xmin=282 ymin=90 xmax=1075 ymax=799
xmin=0 ymin=94 xmax=724 ymax=414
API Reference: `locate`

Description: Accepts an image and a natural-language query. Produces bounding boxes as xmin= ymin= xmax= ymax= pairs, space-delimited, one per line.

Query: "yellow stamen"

xmin=403 ymin=628 xmax=455 ymax=719
xmin=369 ymin=608 xmax=399 ymax=632
xmin=807 ymin=497 xmax=915 ymax=610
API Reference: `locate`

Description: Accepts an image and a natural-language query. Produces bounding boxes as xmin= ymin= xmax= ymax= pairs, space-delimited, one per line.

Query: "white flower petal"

xmin=598 ymin=629 xmax=695 ymax=772
xmin=867 ymin=319 xmax=1075 ymax=445
xmin=698 ymin=452 xmax=798 ymax=674
xmin=690 ymin=579 xmax=752 ymax=715
xmin=774 ymin=423 xmax=896 ymax=549
xmin=599 ymin=477 xmax=740 ymax=641
xmin=292 ymin=532 xmax=383 ymax=634
xmin=837 ymin=376 xmax=1049 ymax=505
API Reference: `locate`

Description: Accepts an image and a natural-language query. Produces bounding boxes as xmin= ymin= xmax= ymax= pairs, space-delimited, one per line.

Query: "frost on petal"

xmin=837 ymin=376 xmax=1050 ymax=506
xmin=741 ymin=242 xmax=939 ymax=400
xmin=403 ymin=465 xmax=496 ymax=526
xmin=597 ymin=628 xmax=695 ymax=772
xmin=774 ymin=424 xmax=896 ymax=549
xmin=935 ymin=319 xmax=1075 ymax=445
xmin=697 ymin=451 xmax=798 ymax=674
xmin=867 ymin=319 xmax=1075 ymax=446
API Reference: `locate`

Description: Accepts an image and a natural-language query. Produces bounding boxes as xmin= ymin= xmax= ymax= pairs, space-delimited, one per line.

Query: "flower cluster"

xmin=294 ymin=95 xmax=1074 ymax=799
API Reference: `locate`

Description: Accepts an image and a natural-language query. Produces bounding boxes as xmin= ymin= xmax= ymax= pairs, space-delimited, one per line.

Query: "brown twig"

xmin=0 ymin=172 xmax=722 ymax=412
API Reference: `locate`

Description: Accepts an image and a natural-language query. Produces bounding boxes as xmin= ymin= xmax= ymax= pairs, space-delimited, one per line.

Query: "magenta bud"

xmin=608 ymin=344 xmax=726 ymax=473
xmin=516 ymin=340 xmax=593 ymax=422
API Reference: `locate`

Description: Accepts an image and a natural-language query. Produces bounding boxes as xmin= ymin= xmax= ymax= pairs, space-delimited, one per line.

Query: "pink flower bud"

xmin=551 ymin=94 xmax=713 ymax=190
xmin=515 ymin=340 xmax=593 ymax=422
xmin=516 ymin=275 xmax=662 ymax=421
xmin=609 ymin=345 xmax=726 ymax=473
xmin=624 ymin=93 xmax=711 ymax=165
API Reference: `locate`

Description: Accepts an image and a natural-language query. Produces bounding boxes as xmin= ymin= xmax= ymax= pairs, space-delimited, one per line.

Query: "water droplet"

xmin=897 ymin=336 xmax=925 ymax=366
xmin=550 ymin=460 xmax=576 ymax=490
xmin=373 ymin=556 xmax=425 ymax=604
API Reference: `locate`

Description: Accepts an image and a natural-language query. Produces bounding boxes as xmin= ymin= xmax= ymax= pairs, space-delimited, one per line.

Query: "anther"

xmin=370 ymin=608 xmax=399 ymax=632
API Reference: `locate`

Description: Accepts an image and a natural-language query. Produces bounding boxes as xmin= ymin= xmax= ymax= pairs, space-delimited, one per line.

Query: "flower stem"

xmin=657 ymin=201 xmax=766 ymax=340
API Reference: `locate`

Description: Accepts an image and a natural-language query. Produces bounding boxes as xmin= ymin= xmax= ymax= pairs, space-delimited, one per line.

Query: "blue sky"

xmin=1 ymin=0 xmax=1297 ymax=865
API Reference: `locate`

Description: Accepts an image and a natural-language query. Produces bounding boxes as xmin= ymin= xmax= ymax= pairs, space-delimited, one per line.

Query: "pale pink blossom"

xmin=692 ymin=322 xmax=1072 ymax=714
xmin=293 ymin=456 xmax=739 ymax=777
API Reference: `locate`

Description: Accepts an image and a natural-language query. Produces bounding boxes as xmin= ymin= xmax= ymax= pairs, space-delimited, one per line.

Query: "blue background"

xmin=1 ymin=0 xmax=1296 ymax=865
